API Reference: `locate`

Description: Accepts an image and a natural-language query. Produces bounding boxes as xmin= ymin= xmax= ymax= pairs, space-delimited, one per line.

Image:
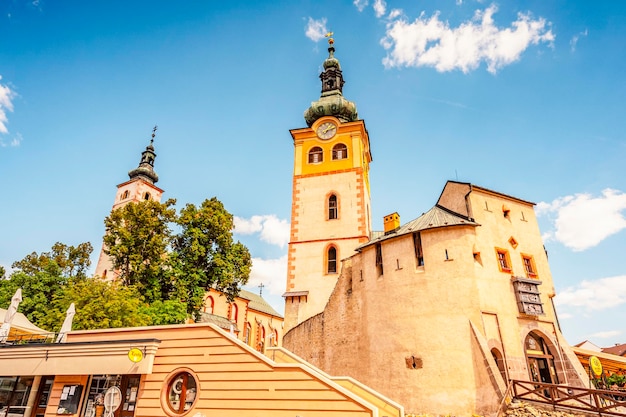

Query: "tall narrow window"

xmin=375 ymin=244 xmax=383 ymax=276
xmin=230 ymin=303 xmax=238 ymax=322
xmin=204 ymin=296 xmax=214 ymax=314
xmin=496 ymin=249 xmax=511 ymax=273
xmin=327 ymin=246 xmax=337 ymax=273
xmin=522 ymin=255 xmax=537 ymax=278
xmin=308 ymin=147 xmax=323 ymax=163
xmin=413 ymin=232 xmax=424 ymax=266
xmin=144 ymin=192 xmax=151 ymax=200
xmin=328 ymin=194 xmax=338 ymax=219
xmin=332 ymin=143 xmax=348 ymax=160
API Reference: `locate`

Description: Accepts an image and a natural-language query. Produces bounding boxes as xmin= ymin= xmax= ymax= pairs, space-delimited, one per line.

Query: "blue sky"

xmin=0 ymin=0 xmax=625 ymax=348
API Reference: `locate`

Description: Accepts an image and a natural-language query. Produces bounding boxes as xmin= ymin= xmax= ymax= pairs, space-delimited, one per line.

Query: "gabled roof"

xmin=602 ymin=343 xmax=626 ymax=357
xmin=440 ymin=181 xmax=535 ymax=206
xmin=238 ymin=289 xmax=283 ymax=318
xmin=358 ymin=205 xmax=479 ymax=251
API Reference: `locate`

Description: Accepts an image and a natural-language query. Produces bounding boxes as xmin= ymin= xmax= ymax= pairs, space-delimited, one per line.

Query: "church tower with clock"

xmin=283 ymin=36 xmax=373 ymax=331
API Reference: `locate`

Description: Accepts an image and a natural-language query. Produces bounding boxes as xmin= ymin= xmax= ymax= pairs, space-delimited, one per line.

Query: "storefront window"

xmin=83 ymin=375 xmax=139 ymax=417
xmin=166 ymin=372 xmax=197 ymax=414
xmin=0 ymin=377 xmax=34 ymax=417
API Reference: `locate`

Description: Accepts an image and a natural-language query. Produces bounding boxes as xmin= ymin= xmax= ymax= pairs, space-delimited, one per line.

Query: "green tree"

xmin=103 ymin=199 xmax=176 ymax=302
xmin=171 ymin=197 xmax=252 ymax=315
xmin=0 ymin=242 xmax=93 ymax=329
xmin=0 ymin=265 xmax=5 ymax=280
xmin=11 ymin=241 xmax=93 ymax=279
xmin=41 ymin=279 xmax=155 ymax=331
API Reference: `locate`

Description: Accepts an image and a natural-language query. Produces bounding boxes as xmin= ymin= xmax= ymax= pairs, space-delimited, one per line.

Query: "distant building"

xmin=602 ymin=343 xmax=626 ymax=357
xmin=574 ymin=340 xmax=603 ymax=352
xmin=282 ymin=36 xmax=588 ymax=416
xmin=94 ymin=130 xmax=284 ymax=351
xmin=94 ymin=128 xmax=163 ymax=280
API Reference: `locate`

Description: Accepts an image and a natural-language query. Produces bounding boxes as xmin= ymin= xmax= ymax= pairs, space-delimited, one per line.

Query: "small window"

xmin=167 ymin=372 xmax=198 ymax=414
xmin=327 ymin=246 xmax=337 ymax=274
xmin=332 ymin=143 xmax=348 ymax=160
xmin=144 ymin=192 xmax=151 ymax=200
xmin=308 ymin=147 xmax=323 ymax=163
xmin=121 ymin=190 xmax=130 ymax=200
xmin=258 ymin=325 xmax=266 ymax=352
xmin=328 ymin=194 xmax=338 ymax=220
xmin=375 ymin=243 xmax=383 ymax=276
xmin=413 ymin=232 xmax=424 ymax=267
xmin=522 ymin=255 xmax=537 ymax=278
xmin=230 ymin=303 xmax=238 ymax=322
xmin=204 ymin=296 xmax=214 ymax=314
xmin=496 ymin=248 xmax=511 ymax=273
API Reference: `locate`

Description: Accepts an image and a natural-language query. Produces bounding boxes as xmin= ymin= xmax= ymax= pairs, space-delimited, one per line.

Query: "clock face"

xmin=316 ymin=122 xmax=337 ymax=140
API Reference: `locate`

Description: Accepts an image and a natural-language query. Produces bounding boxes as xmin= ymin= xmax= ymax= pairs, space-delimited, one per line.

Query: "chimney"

xmin=384 ymin=212 xmax=400 ymax=235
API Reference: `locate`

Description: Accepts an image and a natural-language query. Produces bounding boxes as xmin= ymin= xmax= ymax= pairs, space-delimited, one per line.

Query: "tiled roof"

xmin=358 ymin=205 xmax=479 ymax=250
xmin=238 ymin=289 xmax=283 ymax=318
xmin=602 ymin=343 xmax=626 ymax=357
xmin=196 ymin=312 xmax=237 ymax=331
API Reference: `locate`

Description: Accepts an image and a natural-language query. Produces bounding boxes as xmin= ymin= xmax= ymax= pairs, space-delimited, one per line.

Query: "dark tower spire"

xmin=304 ymin=33 xmax=358 ymax=127
xmin=128 ymin=125 xmax=159 ymax=184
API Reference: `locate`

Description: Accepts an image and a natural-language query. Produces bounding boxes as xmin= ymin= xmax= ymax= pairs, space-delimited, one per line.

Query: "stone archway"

xmin=491 ymin=347 xmax=507 ymax=382
xmin=524 ymin=331 xmax=560 ymax=385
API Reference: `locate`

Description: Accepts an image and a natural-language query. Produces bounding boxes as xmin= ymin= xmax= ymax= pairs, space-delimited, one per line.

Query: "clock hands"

xmin=323 ymin=124 xmax=336 ymax=134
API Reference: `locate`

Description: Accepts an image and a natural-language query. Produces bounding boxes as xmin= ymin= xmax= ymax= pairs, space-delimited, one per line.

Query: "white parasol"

xmin=56 ymin=303 xmax=76 ymax=343
xmin=0 ymin=288 xmax=23 ymax=343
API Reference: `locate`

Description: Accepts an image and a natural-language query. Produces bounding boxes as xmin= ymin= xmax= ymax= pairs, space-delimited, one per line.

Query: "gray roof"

xmin=359 ymin=205 xmax=479 ymax=251
xmin=238 ymin=289 xmax=283 ymax=318
xmin=197 ymin=312 xmax=238 ymax=331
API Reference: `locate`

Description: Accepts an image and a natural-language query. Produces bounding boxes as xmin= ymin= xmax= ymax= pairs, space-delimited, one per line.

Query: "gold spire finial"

xmin=325 ymin=31 xmax=334 ymax=45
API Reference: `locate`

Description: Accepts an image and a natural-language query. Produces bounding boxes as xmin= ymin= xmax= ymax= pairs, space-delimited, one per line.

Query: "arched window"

xmin=144 ymin=192 xmax=151 ymax=200
xmin=327 ymin=246 xmax=337 ymax=274
xmin=328 ymin=194 xmax=338 ymax=220
xmin=332 ymin=143 xmax=348 ymax=160
xmin=230 ymin=303 xmax=238 ymax=322
xmin=308 ymin=147 xmax=323 ymax=163
xmin=258 ymin=325 xmax=266 ymax=352
xmin=204 ymin=296 xmax=214 ymax=314
xmin=121 ymin=190 xmax=130 ymax=200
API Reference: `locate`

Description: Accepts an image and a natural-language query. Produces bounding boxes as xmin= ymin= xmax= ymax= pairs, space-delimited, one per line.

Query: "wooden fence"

xmin=511 ymin=379 xmax=626 ymax=416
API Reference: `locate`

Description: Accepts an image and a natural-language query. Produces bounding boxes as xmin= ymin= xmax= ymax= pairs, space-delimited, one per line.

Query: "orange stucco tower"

xmin=95 ymin=127 xmax=164 ymax=279
xmin=283 ymin=36 xmax=373 ymax=331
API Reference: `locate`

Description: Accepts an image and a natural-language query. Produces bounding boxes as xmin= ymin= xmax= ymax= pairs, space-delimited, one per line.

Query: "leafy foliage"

xmin=171 ymin=198 xmax=252 ymax=314
xmin=103 ymin=199 xmax=176 ymax=302
xmin=1 ymin=196 xmax=251 ymax=332
xmin=0 ymin=242 xmax=93 ymax=329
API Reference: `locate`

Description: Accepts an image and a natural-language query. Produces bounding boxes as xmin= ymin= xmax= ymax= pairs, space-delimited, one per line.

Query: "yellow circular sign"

xmin=590 ymin=355 xmax=603 ymax=377
xmin=128 ymin=348 xmax=143 ymax=363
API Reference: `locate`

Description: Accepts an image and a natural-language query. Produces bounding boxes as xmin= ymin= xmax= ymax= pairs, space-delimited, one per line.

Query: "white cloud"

xmin=558 ymin=312 xmax=573 ymax=320
xmin=555 ymin=275 xmax=626 ymax=311
xmin=305 ymin=17 xmax=328 ymax=42
xmin=537 ymin=189 xmax=626 ymax=251
xmin=388 ymin=9 xmax=403 ymax=20
xmin=0 ymin=76 xmax=16 ymax=135
xmin=1 ymin=132 xmax=22 ymax=147
xmin=589 ymin=330 xmax=622 ymax=339
xmin=373 ymin=0 xmax=387 ymax=18
xmin=354 ymin=0 xmax=368 ymax=12
xmin=570 ymin=29 xmax=588 ymax=52
xmin=248 ymin=255 xmax=288 ymax=296
xmin=380 ymin=4 xmax=554 ymax=73
xmin=234 ymin=215 xmax=290 ymax=248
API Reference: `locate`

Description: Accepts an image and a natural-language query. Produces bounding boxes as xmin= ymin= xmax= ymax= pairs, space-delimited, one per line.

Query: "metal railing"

xmin=511 ymin=379 xmax=626 ymax=416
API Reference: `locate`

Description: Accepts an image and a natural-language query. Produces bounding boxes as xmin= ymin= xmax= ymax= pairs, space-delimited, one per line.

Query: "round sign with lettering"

xmin=128 ymin=348 xmax=143 ymax=363
xmin=590 ymin=355 xmax=603 ymax=377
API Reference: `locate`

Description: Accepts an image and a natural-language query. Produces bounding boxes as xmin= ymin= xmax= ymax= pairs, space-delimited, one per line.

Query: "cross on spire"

xmin=151 ymin=125 xmax=158 ymax=144
xmin=258 ymin=283 xmax=265 ymax=296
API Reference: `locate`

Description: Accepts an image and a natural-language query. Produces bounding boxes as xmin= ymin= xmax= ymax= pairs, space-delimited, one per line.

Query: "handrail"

xmin=511 ymin=379 xmax=626 ymax=416
xmin=496 ymin=380 xmax=514 ymax=417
